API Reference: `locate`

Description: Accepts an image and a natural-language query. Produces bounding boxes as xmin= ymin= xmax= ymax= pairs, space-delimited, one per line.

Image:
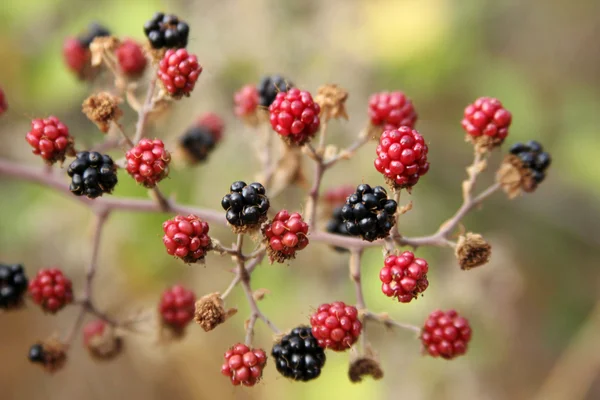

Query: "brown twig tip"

xmin=497 ymin=154 xmax=538 ymax=198
xmin=194 ymin=292 xmax=237 ymax=332
xmin=314 ymin=84 xmax=349 ymax=121
xmin=348 ymin=356 xmax=384 ymax=383
xmin=455 ymin=232 xmax=492 ymax=270
xmin=82 ymin=92 xmax=123 ymax=133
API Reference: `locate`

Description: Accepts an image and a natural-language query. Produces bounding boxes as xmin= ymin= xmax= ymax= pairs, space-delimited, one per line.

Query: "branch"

xmin=364 ymin=311 xmax=421 ymax=335
xmin=133 ymin=75 xmax=157 ymax=143
xmin=350 ymin=249 xmax=366 ymax=310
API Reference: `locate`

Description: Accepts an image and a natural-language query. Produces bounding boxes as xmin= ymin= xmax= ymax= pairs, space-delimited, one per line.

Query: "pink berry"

xmin=157 ymin=48 xmax=202 ymax=97
xmin=162 ymin=214 xmax=211 ymax=264
xmin=263 ymin=210 xmax=309 ymax=263
xmin=221 ymin=343 xmax=267 ymax=387
xmin=268 ymin=88 xmax=320 ymax=146
xmin=158 ymin=285 xmax=196 ymax=331
xmin=380 ymin=251 xmax=429 ymax=303
xmin=125 ymin=138 xmax=171 ymax=188
xmin=368 ymin=91 xmax=417 ymax=130
xmin=28 ymin=268 xmax=73 ymax=314
xmin=421 ymin=309 xmax=472 ymax=360
xmin=116 ymin=39 xmax=147 ymax=77
xmin=310 ymin=301 xmax=362 ymax=351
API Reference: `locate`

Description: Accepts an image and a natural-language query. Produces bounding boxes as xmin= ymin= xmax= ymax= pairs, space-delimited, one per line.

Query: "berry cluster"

xmin=162 ymin=214 xmax=212 ymax=264
xmin=325 ymin=207 xmax=352 ymax=253
xmin=263 ymin=210 xmax=309 ymax=263
xmin=221 ymin=344 xmax=267 ymax=386
xmin=421 ymin=310 xmax=472 ymax=360
xmin=178 ymin=114 xmax=224 ymax=164
xmin=375 ymin=127 xmax=429 ymax=189
xmin=144 ymin=12 xmax=189 ymax=49
xmin=368 ymin=91 xmax=417 ymax=131
xmin=509 ymin=141 xmax=551 ymax=186
xmin=380 ymin=251 xmax=429 ymax=303
xmin=340 ymin=184 xmax=397 ymax=241
xmin=0 ymin=87 xmax=7 ymax=116
xmin=25 ymin=116 xmax=74 ymax=165
xmin=310 ymin=302 xmax=361 ymax=351
xmin=221 ymin=181 xmax=269 ymax=232
xmin=0 ymin=263 xmax=28 ymax=310
xmin=67 ymin=151 xmax=118 ymax=199
xmin=258 ymin=75 xmax=293 ymax=108
xmin=461 ymin=97 xmax=512 ymax=148
xmin=28 ymin=268 xmax=73 ymax=314
xmin=269 ymin=88 xmax=320 ymax=146
xmin=157 ymin=48 xmax=202 ymax=97
xmin=62 ymin=23 xmax=110 ymax=78
xmin=234 ymin=84 xmax=259 ymax=118
xmin=125 ymin=138 xmax=171 ymax=188
xmin=272 ymin=326 xmax=326 ymax=382
xmin=159 ymin=285 xmax=196 ymax=332
xmin=116 ymin=39 xmax=147 ymax=77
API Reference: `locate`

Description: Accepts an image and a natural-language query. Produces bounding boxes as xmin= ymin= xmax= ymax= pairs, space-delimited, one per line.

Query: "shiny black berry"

xmin=257 ymin=75 xmax=293 ymax=107
xmin=78 ymin=22 xmax=111 ymax=47
xmin=144 ymin=12 xmax=189 ymax=49
xmin=340 ymin=184 xmax=397 ymax=241
xmin=325 ymin=206 xmax=352 ymax=253
xmin=221 ymin=181 xmax=269 ymax=231
xmin=0 ymin=263 xmax=28 ymax=310
xmin=509 ymin=140 xmax=551 ymax=187
xmin=68 ymin=152 xmax=117 ymax=199
xmin=271 ymin=326 xmax=326 ymax=382
xmin=28 ymin=344 xmax=45 ymax=364
xmin=179 ymin=125 xmax=217 ymax=164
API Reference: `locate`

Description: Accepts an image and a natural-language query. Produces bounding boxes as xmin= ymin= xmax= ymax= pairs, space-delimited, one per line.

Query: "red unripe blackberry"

xmin=221 ymin=343 xmax=267 ymax=387
xmin=421 ymin=309 xmax=472 ymax=360
xmin=116 ymin=39 xmax=147 ymax=77
xmin=234 ymin=84 xmax=259 ymax=117
xmin=310 ymin=301 xmax=362 ymax=352
xmin=157 ymin=48 xmax=202 ymax=97
xmin=28 ymin=268 xmax=73 ymax=314
xmin=323 ymin=184 xmax=355 ymax=207
xmin=269 ymin=87 xmax=320 ymax=146
xmin=26 ymin=116 xmax=74 ymax=165
xmin=197 ymin=112 xmax=224 ymax=142
xmin=162 ymin=214 xmax=212 ymax=264
xmin=368 ymin=91 xmax=417 ymax=131
xmin=63 ymin=37 xmax=90 ymax=77
xmin=0 ymin=87 xmax=7 ymax=116
xmin=125 ymin=138 xmax=171 ymax=188
xmin=374 ymin=127 xmax=430 ymax=189
xmin=263 ymin=210 xmax=309 ymax=263
xmin=380 ymin=251 xmax=429 ymax=303
xmin=462 ymin=97 xmax=512 ymax=148
xmin=158 ymin=284 xmax=196 ymax=331
xmin=0 ymin=263 xmax=28 ymax=310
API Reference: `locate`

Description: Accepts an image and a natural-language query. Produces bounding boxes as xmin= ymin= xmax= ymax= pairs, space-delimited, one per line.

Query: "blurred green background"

xmin=1 ymin=0 xmax=600 ymax=399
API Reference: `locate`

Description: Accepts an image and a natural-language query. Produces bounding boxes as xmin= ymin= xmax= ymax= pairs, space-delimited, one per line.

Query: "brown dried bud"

xmin=82 ymin=92 xmax=123 ymax=133
xmin=348 ymin=357 xmax=384 ymax=383
xmin=194 ymin=292 xmax=237 ymax=332
xmin=455 ymin=232 xmax=492 ymax=270
xmin=467 ymin=134 xmax=505 ymax=154
xmin=496 ymin=154 xmax=538 ymax=199
xmin=314 ymin=84 xmax=349 ymax=121
xmin=84 ymin=321 xmax=123 ymax=361
xmin=29 ymin=337 xmax=67 ymax=373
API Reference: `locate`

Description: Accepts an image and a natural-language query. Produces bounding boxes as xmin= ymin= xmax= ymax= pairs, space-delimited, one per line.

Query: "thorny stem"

xmin=133 ymin=75 xmax=157 ymax=143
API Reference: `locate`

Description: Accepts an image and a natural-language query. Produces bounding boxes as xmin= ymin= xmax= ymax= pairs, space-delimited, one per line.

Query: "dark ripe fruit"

xmin=68 ymin=152 xmax=117 ymax=199
xmin=28 ymin=344 xmax=45 ymax=363
xmin=144 ymin=12 xmax=189 ymax=49
xmin=222 ymin=182 xmax=269 ymax=232
xmin=508 ymin=140 xmax=551 ymax=188
xmin=257 ymin=75 xmax=293 ymax=107
xmin=271 ymin=326 xmax=326 ymax=382
xmin=341 ymin=184 xmax=397 ymax=241
xmin=0 ymin=263 xmax=28 ymax=310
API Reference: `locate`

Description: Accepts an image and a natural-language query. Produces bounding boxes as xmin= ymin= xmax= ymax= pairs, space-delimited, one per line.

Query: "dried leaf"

xmin=253 ymin=288 xmax=270 ymax=301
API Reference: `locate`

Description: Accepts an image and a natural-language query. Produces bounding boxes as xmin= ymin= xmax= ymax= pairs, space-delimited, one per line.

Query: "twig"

xmin=317 ymin=119 xmax=329 ymax=152
xmin=64 ymin=307 xmax=87 ymax=346
xmin=306 ymin=161 xmax=325 ymax=229
xmin=114 ymin=123 xmax=134 ymax=150
xmin=350 ymin=249 xmax=365 ymax=310
xmin=133 ymin=75 xmax=157 ymax=143
xmin=364 ymin=311 xmax=421 ymax=335
xmin=323 ymin=131 xmax=369 ymax=168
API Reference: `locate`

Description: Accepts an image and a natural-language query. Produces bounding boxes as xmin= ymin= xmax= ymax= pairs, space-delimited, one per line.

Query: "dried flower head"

xmin=348 ymin=356 xmax=384 ymax=383
xmin=496 ymin=154 xmax=538 ymax=199
xmin=89 ymin=36 xmax=120 ymax=67
xmin=455 ymin=232 xmax=492 ymax=270
xmin=82 ymin=92 xmax=123 ymax=133
xmin=194 ymin=292 xmax=237 ymax=332
xmin=315 ymin=84 xmax=349 ymax=121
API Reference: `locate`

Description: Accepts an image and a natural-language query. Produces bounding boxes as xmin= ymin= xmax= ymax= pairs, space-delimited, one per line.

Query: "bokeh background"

xmin=1 ymin=0 xmax=600 ymax=399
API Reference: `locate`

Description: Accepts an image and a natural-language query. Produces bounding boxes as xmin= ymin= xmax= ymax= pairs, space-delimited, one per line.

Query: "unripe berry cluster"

xmin=380 ymin=251 xmax=429 ymax=303
xmin=263 ymin=210 xmax=309 ymax=263
xmin=421 ymin=309 xmax=472 ymax=360
xmin=162 ymin=214 xmax=211 ymax=263
xmin=462 ymin=97 xmax=512 ymax=149
xmin=25 ymin=116 xmax=74 ymax=165
xmin=125 ymin=138 xmax=171 ymax=188
xmin=221 ymin=344 xmax=267 ymax=386
xmin=159 ymin=285 xmax=196 ymax=332
xmin=158 ymin=48 xmax=202 ymax=97
xmin=368 ymin=91 xmax=417 ymax=131
xmin=269 ymin=88 xmax=320 ymax=146
xmin=28 ymin=268 xmax=73 ymax=314
xmin=310 ymin=302 xmax=362 ymax=351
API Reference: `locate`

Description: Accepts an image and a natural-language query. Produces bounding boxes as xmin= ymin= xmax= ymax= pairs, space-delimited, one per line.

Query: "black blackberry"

xmin=340 ymin=184 xmax=397 ymax=242
xmin=67 ymin=151 xmax=118 ymax=199
xmin=257 ymin=75 xmax=293 ymax=108
xmin=509 ymin=140 xmax=551 ymax=184
xmin=221 ymin=181 xmax=269 ymax=232
xmin=271 ymin=326 xmax=326 ymax=382
xmin=143 ymin=12 xmax=189 ymax=49
xmin=28 ymin=344 xmax=45 ymax=364
xmin=178 ymin=125 xmax=217 ymax=164
xmin=78 ymin=22 xmax=111 ymax=48
xmin=325 ymin=206 xmax=352 ymax=253
xmin=0 ymin=263 xmax=28 ymax=310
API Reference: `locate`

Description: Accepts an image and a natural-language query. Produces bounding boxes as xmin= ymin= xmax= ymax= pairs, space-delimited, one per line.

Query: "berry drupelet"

xmin=162 ymin=214 xmax=212 ymax=263
xmin=159 ymin=284 xmax=196 ymax=333
xmin=340 ymin=184 xmax=397 ymax=242
xmin=157 ymin=48 xmax=202 ymax=97
xmin=257 ymin=74 xmax=293 ymax=108
xmin=310 ymin=301 xmax=362 ymax=352
xmin=509 ymin=140 xmax=551 ymax=186
xmin=25 ymin=116 xmax=74 ymax=165
xmin=325 ymin=206 xmax=352 ymax=253
xmin=178 ymin=113 xmax=224 ymax=164
xmin=116 ymin=39 xmax=147 ymax=77
xmin=67 ymin=151 xmax=118 ymax=199
xmin=421 ymin=309 xmax=472 ymax=360
xmin=221 ymin=181 xmax=270 ymax=233
xmin=221 ymin=343 xmax=267 ymax=387
xmin=263 ymin=210 xmax=309 ymax=263
xmin=28 ymin=268 xmax=73 ymax=314
xmin=462 ymin=97 xmax=512 ymax=150
xmin=375 ymin=127 xmax=430 ymax=189
xmin=125 ymin=138 xmax=171 ymax=188
xmin=0 ymin=263 xmax=28 ymax=310
xmin=380 ymin=251 xmax=429 ymax=303
xmin=272 ymin=326 xmax=326 ymax=382
xmin=368 ymin=91 xmax=417 ymax=131
xmin=144 ymin=12 xmax=189 ymax=49
xmin=269 ymin=88 xmax=321 ymax=146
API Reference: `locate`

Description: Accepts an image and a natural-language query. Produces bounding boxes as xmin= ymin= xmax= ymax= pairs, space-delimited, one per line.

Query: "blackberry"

xmin=179 ymin=125 xmax=217 ymax=164
xmin=257 ymin=75 xmax=293 ymax=108
xmin=78 ymin=22 xmax=111 ymax=47
xmin=325 ymin=206 xmax=352 ymax=253
xmin=509 ymin=140 xmax=551 ymax=184
xmin=28 ymin=344 xmax=45 ymax=364
xmin=144 ymin=12 xmax=189 ymax=49
xmin=221 ymin=181 xmax=269 ymax=233
xmin=0 ymin=263 xmax=28 ymax=310
xmin=340 ymin=184 xmax=397 ymax=242
xmin=67 ymin=151 xmax=118 ymax=199
xmin=271 ymin=326 xmax=326 ymax=382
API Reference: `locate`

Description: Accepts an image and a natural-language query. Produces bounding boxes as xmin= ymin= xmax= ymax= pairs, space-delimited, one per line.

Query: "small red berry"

xmin=310 ymin=301 xmax=362 ymax=351
xmin=323 ymin=184 xmax=356 ymax=207
xmin=461 ymin=97 xmax=511 ymax=149
xmin=26 ymin=116 xmax=75 ymax=165
xmin=116 ymin=38 xmax=147 ymax=77
xmin=380 ymin=251 xmax=429 ymax=303
xmin=234 ymin=84 xmax=259 ymax=118
xmin=374 ymin=127 xmax=430 ymax=189
xmin=158 ymin=284 xmax=196 ymax=331
xmin=63 ymin=37 xmax=90 ymax=78
xmin=263 ymin=210 xmax=309 ymax=263
xmin=28 ymin=268 xmax=73 ymax=314
xmin=157 ymin=48 xmax=202 ymax=97
xmin=197 ymin=112 xmax=224 ymax=142
xmin=162 ymin=214 xmax=212 ymax=264
xmin=221 ymin=343 xmax=267 ymax=387
xmin=0 ymin=87 xmax=7 ymax=116
xmin=368 ymin=91 xmax=417 ymax=131
xmin=125 ymin=138 xmax=171 ymax=188
xmin=268 ymin=87 xmax=320 ymax=146
xmin=421 ymin=309 xmax=472 ymax=360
